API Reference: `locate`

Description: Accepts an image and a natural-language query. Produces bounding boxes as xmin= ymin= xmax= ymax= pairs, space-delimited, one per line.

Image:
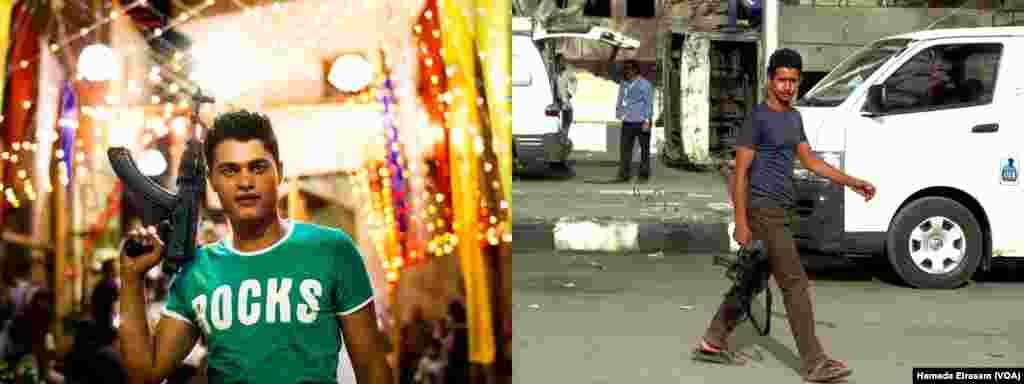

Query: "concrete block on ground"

xmin=512 ymin=216 xmax=729 ymax=254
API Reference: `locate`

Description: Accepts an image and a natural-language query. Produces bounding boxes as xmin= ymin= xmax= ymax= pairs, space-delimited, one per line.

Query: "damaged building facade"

xmin=527 ymin=0 xmax=1017 ymax=168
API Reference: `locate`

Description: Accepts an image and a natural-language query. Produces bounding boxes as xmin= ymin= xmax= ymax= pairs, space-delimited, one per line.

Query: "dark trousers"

xmin=703 ymin=207 xmax=827 ymax=375
xmin=618 ymin=121 xmax=651 ymax=179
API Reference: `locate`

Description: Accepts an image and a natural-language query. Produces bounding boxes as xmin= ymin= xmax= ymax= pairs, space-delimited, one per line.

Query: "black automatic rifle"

xmin=716 ymin=240 xmax=772 ymax=336
xmin=107 ymin=89 xmax=215 ymax=275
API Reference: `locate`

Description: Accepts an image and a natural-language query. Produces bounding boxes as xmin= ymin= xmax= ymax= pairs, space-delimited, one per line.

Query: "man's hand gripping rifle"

xmin=106 ymin=89 xmax=215 ymax=275
xmin=714 ymin=159 xmax=773 ymax=336
xmin=716 ymin=240 xmax=772 ymax=336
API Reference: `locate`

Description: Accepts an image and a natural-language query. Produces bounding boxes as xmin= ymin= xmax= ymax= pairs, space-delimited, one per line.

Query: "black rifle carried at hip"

xmin=107 ymin=89 xmax=215 ymax=275
xmin=716 ymin=240 xmax=772 ymax=336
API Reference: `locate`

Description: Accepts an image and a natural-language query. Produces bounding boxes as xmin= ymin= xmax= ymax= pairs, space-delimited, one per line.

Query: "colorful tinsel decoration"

xmin=370 ymin=49 xmax=418 ymax=286
xmin=413 ymin=0 xmax=457 ymax=260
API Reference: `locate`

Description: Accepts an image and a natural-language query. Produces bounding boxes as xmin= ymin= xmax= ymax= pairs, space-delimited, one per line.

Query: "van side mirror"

xmin=863 ymin=84 xmax=887 ymax=116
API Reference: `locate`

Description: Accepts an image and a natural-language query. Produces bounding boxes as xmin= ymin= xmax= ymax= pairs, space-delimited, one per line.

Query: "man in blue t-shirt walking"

xmin=693 ymin=49 xmax=877 ymax=383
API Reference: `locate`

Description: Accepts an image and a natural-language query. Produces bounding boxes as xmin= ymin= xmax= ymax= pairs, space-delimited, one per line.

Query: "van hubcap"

xmin=908 ymin=216 xmax=965 ymax=275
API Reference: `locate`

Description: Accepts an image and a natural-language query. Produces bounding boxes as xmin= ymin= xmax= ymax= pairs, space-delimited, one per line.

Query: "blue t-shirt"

xmin=735 ymin=103 xmax=809 ymax=209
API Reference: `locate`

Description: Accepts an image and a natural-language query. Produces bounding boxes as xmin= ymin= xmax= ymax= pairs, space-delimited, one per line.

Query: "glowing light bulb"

xmin=78 ymin=44 xmax=120 ymax=81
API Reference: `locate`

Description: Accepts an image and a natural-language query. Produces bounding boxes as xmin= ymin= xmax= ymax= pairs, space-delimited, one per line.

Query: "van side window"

xmin=881 ymin=43 xmax=1002 ymax=113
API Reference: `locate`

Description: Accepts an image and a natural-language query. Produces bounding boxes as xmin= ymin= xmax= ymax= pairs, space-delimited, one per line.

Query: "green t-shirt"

xmin=163 ymin=220 xmax=374 ymax=384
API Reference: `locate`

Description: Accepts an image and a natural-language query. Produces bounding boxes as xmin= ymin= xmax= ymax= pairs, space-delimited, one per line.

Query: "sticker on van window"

xmin=1000 ymin=156 xmax=1019 ymax=186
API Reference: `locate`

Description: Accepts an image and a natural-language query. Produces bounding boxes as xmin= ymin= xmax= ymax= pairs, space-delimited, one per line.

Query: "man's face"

xmin=769 ymin=67 xmax=801 ymax=104
xmin=209 ymin=139 xmax=281 ymax=224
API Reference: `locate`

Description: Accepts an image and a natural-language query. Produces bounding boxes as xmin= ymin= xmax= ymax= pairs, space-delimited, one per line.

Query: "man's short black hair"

xmin=624 ymin=59 xmax=640 ymax=71
xmin=768 ymin=48 xmax=802 ymax=78
xmin=204 ymin=110 xmax=282 ymax=170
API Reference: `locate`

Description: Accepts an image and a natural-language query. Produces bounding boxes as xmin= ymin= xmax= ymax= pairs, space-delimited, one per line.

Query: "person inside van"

xmin=692 ymin=48 xmax=876 ymax=383
xmin=926 ymin=53 xmax=954 ymax=106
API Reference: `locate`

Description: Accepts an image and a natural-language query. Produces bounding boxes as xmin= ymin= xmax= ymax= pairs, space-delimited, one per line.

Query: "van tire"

xmin=886 ymin=197 xmax=983 ymax=289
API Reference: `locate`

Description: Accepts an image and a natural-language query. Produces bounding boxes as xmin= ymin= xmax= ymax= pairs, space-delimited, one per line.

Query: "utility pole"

xmin=764 ymin=0 xmax=778 ymax=69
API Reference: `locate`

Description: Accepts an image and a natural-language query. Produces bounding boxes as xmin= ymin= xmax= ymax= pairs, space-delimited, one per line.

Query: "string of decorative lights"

xmin=0 ymin=0 xmax=220 ymax=208
xmin=358 ymin=0 xmax=515 ymax=289
xmin=5 ymin=0 xmax=171 ymax=78
xmin=357 ymin=0 xmax=443 ymax=286
xmin=412 ymin=0 xmax=457 ymax=261
xmin=374 ymin=47 xmax=415 ymax=286
xmin=2 ymin=0 xmax=513 ymax=299
xmin=50 ymin=0 xmax=367 ymax=216
xmin=0 ymin=0 xmax=389 ymax=169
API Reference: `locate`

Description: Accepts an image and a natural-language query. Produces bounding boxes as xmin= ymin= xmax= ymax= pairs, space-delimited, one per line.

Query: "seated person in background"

xmin=64 ymin=319 xmax=126 ymax=384
xmin=413 ymin=340 xmax=445 ymax=384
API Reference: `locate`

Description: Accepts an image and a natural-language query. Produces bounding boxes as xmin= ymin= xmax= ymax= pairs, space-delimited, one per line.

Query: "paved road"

xmin=512 ymin=249 xmax=1024 ymax=383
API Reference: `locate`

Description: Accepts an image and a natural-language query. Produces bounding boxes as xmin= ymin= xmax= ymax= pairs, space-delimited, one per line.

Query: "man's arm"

xmin=732 ymin=114 xmax=758 ymax=228
xmin=796 ymin=143 xmax=857 ymax=186
xmin=339 ymin=302 xmax=393 ymax=384
xmin=734 ymin=146 xmax=755 ymax=227
xmin=615 ymin=83 xmax=625 ymax=119
xmin=797 ymin=142 xmax=876 ymax=201
xmin=119 ymin=278 xmax=199 ymax=383
xmin=643 ymin=80 xmax=654 ymax=125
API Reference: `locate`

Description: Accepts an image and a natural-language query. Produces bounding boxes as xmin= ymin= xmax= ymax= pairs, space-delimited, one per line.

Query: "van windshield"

xmin=799 ymin=39 xmax=913 ymax=107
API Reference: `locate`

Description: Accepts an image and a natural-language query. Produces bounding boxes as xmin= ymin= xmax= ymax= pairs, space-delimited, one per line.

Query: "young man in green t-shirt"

xmin=118 ymin=111 xmax=393 ymax=384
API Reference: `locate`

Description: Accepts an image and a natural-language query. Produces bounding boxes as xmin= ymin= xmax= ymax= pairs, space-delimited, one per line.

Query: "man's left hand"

xmin=850 ymin=178 xmax=876 ymax=202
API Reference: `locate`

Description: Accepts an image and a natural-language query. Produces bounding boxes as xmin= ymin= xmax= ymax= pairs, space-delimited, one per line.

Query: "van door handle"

xmin=972 ymin=123 xmax=998 ymax=133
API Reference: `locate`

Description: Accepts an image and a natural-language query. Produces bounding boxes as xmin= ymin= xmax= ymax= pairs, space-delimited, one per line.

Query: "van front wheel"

xmin=886 ymin=197 xmax=983 ymax=289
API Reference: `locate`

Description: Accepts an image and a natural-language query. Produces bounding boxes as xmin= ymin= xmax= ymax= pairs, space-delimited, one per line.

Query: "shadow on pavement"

xmin=974 ymin=258 xmax=1024 ymax=283
xmin=514 ymin=171 xmax=574 ymax=181
xmin=724 ymin=256 xmax=1024 ymax=376
xmin=799 ymin=251 xmax=884 ymax=284
xmin=731 ymin=323 xmax=803 ymax=375
xmin=514 ymin=163 xmax=578 ymax=181
xmin=799 ymin=251 xmax=1024 ymax=287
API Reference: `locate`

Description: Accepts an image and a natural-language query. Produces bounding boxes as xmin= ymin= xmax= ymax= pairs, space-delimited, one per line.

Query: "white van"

xmin=794 ymin=27 xmax=1023 ymax=289
xmin=512 ymin=20 xmax=639 ymax=174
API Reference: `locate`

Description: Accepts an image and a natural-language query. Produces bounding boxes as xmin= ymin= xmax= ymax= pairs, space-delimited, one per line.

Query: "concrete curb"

xmin=512 ymin=216 xmax=731 ymax=253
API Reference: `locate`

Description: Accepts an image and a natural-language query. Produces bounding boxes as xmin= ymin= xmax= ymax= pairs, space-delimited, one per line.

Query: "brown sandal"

xmin=691 ymin=340 xmax=750 ymax=366
xmin=804 ymin=358 xmax=852 ymax=383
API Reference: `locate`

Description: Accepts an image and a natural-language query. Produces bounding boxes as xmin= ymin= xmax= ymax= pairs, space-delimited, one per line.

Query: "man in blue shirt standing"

xmin=614 ymin=59 xmax=654 ymax=183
